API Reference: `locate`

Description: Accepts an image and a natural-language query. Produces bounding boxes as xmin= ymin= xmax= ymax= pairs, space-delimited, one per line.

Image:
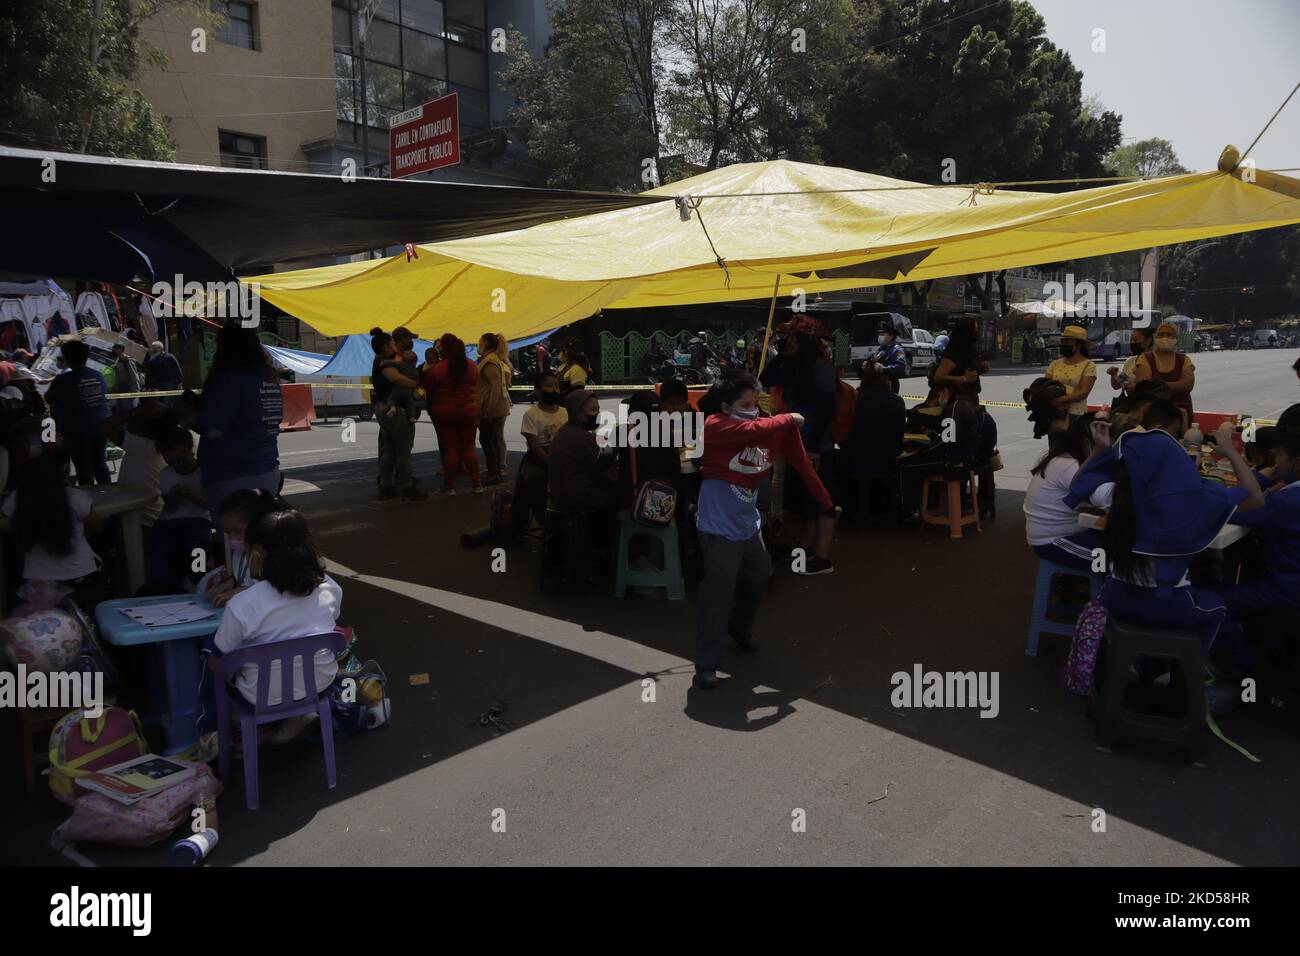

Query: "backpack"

xmin=54 ymin=760 xmax=223 ymax=848
xmin=1023 ymin=376 xmax=1067 ymax=439
xmin=1064 ymin=597 xmax=1108 ymax=696
xmin=630 ymin=447 xmax=677 ymax=527
xmin=48 ymin=707 xmax=148 ymax=804
xmin=830 ymin=373 xmax=857 ymax=446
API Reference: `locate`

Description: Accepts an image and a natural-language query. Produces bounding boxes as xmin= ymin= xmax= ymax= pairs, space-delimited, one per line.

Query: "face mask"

xmin=584 ymin=414 xmax=599 ymax=430
xmin=731 ymin=406 xmax=760 ymax=420
xmin=1156 ymin=337 xmax=1176 ymax=351
xmin=877 ymin=335 xmax=890 ymax=346
xmin=540 ymin=391 xmax=560 ymax=406
xmin=1130 ymin=342 xmax=1145 ymax=356
xmin=1059 ymin=343 xmax=1077 ymax=357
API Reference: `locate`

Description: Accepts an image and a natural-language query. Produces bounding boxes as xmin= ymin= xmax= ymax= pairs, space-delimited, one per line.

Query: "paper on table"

xmin=120 ymin=600 xmax=215 ymax=628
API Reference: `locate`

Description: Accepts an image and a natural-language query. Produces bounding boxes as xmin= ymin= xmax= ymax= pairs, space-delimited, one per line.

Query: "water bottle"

xmin=1183 ymin=421 xmax=1203 ymax=458
xmin=171 ymin=828 xmax=219 ymax=867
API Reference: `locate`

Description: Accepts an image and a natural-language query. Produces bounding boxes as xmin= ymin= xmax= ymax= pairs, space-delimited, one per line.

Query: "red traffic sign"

xmin=388 ymin=93 xmax=460 ymax=179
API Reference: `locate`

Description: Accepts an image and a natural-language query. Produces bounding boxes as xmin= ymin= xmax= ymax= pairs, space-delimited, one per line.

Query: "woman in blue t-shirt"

xmin=194 ymin=323 xmax=284 ymax=518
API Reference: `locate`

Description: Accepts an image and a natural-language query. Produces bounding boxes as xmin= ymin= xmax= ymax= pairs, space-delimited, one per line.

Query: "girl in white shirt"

xmin=197 ymin=508 xmax=341 ymax=749
xmin=1023 ymin=412 xmax=1113 ymax=569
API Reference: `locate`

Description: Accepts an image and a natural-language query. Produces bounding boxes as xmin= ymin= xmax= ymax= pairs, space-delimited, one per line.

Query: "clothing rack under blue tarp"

xmin=298 ymin=329 xmax=556 ymax=378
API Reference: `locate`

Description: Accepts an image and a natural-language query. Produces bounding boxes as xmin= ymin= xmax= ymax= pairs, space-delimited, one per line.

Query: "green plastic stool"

xmin=613 ymin=514 xmax=685 ymax=600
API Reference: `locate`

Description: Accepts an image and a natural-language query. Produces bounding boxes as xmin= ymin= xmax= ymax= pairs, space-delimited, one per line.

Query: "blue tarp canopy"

xmin=305 ymin=330 xmax=556 ymax=378
xmin=264 ymin=343 xmax=331 ymax=374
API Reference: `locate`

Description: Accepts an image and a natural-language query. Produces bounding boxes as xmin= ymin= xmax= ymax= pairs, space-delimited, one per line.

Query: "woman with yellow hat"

xmin=1045 ymin=325 xmax=1097 ymax=432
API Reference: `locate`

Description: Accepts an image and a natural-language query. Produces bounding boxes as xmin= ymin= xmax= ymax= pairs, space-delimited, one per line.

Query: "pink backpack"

xmin=48 ymin=708 xmax=148 ymax=804
xmin=1064 ymin=598 xmax=1108 ymax=696
xmin=54 ymin=760 xmax=224 ymax=848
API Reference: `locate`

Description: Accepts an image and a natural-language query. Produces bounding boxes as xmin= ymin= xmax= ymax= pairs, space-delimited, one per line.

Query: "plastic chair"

xmin=215 ymin=631 xmax=347 ymax=810
xmin=1025 ymin=556 xmax=1102 ymax=656
xmin=919 ymin=470 xmax=981 ymax=539
xmin=1091 ymin=617 xmax=1207 ymax=764
xmin=613 ymin=513 xmax=685 ymax=600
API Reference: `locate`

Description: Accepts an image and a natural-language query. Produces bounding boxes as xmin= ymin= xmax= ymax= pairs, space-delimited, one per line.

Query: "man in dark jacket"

xmin=46 ymin=339 xmax=111 ymax=484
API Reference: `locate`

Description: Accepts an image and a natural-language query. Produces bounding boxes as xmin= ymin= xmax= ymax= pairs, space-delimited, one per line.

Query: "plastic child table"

xmin=95 ymin=594 xmax=224 ymax=755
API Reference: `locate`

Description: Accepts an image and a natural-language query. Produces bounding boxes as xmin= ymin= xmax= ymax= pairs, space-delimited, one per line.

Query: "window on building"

xmin=403 ymin=28 xmax=445 ymax=76
xmin=402 ymin=0 xmax=445 ymax=33
xmin=404 ymin=72 xmax=446 ymax=108
xmin=332 ymin=5 xmax=353 ymax=51
xmin=445 ymin=0 xmax=484 ymax=29
xmin=447 ymin=42 xmax=486 ymax=91
xmin=334 ymin=52 xmax=357 ymax=122
xmin=334 ymin=0 xmax=476 ymax=141
xmin=218 ymin=130 xmax=267 ymax=169
xmin=366 ymin=18 xmax=402 ymax=64
xmin=212 ymin=1 xmax=257 ymax=50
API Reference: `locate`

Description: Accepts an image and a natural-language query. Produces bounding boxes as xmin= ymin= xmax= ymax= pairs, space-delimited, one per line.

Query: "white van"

xmin=1253 ymin=329 xmax=1280 ymax=348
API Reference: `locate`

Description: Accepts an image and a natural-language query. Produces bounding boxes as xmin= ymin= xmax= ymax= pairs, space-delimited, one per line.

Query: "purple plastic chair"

xmin=215 ymin=631 xmax=347 ymax=810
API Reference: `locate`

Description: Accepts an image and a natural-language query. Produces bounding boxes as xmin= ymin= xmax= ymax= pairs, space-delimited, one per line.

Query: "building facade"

xmin=134 ymin=0 xmax=552 ymax=348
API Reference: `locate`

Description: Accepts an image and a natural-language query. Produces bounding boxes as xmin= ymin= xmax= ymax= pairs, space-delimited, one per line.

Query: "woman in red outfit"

xmin=422 ymin=334 xmax=482 ymax=495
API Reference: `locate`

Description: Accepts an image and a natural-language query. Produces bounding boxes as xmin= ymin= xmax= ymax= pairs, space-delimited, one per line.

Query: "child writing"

xmin=197 ymin=508 xmax=343 ymax=749
xmin=201 ymin=488 xmax=282 ymax=608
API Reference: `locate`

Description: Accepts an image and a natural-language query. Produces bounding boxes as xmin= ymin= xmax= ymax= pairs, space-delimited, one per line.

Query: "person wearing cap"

xmin=872 ymin=319 xmax=908 ymax=393
xmin=1134 ymin=321 xmax=1195 ymax=425
xmin=1045 ymin=325 xmax=1097 ymax=432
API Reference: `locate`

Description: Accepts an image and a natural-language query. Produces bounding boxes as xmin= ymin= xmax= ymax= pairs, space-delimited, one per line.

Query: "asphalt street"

xmin=5 ymin=348 xmax=1298 ymax=867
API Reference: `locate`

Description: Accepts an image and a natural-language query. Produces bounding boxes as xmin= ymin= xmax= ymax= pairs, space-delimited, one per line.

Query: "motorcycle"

xmin=647 ymin=344 xmax=706 ymax=385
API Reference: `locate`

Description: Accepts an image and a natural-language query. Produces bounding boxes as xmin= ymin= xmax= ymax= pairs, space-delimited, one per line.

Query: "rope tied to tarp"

xmin=677 ymin=195 xmax=731 ymax=289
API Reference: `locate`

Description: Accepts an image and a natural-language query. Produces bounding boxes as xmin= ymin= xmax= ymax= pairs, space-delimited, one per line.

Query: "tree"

xmin=1162 ymin=228 xmax=1300 ymax=325
xmin=1105 ymin=137 xmax=1189 ymax=178
xmin=0 ymin=0 xmax=207 ymax=160
xmin=500 ymin=1 xmax=665 ymax=190
xmin=822 ymin=0 xmax=1123 ymax=183
xmin=662 ymin=0 xmax=858 ymax=170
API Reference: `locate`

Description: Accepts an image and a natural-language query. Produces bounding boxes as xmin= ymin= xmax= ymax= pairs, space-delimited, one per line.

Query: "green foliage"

xmin=661 ymin=0 xmax=859 ymax=170
xmin=1105 ymin=138 xmax=1189 ymax=178
xmin=0 ymin=0 xmax=204 ymax=160
xmin=822 ymin=0 xmax=1123 ymax=183
xmin=500 ymin=2 xmax=663 ymax=191
xmin=1162 ymin=228 xmax=1300 ymax=323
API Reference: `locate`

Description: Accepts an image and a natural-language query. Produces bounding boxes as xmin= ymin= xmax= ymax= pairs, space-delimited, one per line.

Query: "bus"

xmin=1082 ymin=308 xmax=1165 ymax=360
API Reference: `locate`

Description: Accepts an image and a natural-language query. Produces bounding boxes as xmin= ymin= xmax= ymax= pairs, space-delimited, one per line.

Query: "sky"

xmin=1028 ymin=0 xmax=1300 ymax=171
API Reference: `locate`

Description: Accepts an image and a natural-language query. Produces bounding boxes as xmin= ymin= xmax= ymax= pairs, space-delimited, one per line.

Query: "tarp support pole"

xmin=757 ymin=274 xmax=781 ymax=376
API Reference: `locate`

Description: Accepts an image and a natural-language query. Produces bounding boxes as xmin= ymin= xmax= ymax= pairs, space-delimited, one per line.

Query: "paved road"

xmin=280 ymin=348 xmax=1300 ymax=495
xmin=10 ymin=349 xmax=1296 ymax=867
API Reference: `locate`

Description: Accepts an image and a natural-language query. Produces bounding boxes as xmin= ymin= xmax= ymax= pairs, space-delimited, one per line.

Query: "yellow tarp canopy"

xmin=250 ymin=159 xmax=1300 ymax=342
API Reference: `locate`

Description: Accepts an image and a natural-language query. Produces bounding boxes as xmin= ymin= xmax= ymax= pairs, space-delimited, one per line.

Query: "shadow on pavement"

xmin=5 ymin=447 xmax=1297 ymax=866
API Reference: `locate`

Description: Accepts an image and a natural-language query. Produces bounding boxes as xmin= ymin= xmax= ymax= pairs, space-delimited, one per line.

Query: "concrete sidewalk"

xmin=5 ymin=456 xmax=1298 ymax=867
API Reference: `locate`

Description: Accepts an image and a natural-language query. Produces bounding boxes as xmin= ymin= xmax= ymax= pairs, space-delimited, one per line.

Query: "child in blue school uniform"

xmin=1063 ymin=400 xmax=1264 ymax=657
xmin=1220 ymin=405 xmax=1300 ymax=619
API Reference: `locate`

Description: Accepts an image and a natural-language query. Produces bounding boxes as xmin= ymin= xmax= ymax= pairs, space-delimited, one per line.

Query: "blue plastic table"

xmin=95 ymin=595 xmax=224 ymax=755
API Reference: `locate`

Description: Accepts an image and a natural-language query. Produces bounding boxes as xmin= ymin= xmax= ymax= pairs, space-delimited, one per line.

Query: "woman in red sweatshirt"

xmin=422 ymin=334 xmax=481 ymax=495
xmin=693 ymin=373 xmax=834 ymax=689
